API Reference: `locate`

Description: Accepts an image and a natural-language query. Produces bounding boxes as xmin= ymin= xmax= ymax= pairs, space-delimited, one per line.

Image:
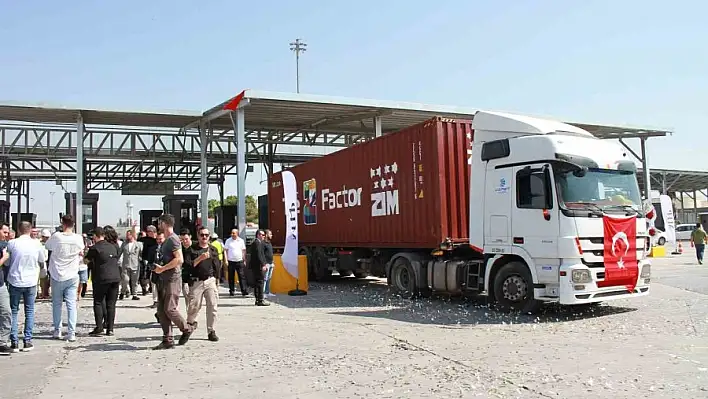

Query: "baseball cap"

xmin=41 ymin=229 xmax=51 ymax=238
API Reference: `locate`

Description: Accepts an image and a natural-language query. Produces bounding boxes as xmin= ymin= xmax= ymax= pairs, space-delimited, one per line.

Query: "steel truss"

xmin=0 ymin=122 xmax=337 ymax=192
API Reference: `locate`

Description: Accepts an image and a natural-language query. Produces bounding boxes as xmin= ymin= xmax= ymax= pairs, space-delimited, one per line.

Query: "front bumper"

xmin=555 ymin=260 xmax=651 ymax=305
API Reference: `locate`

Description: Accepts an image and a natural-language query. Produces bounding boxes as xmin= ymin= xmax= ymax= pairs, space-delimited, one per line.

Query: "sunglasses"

xmin=199 ymin=233 xmax=210 ymax=237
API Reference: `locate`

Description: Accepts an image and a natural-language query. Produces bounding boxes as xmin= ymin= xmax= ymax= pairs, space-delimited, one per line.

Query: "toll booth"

xmin=258 ymin=194 xmax=268 ymax=229
xmin=162 ymin=194 xmax=198 ymax=237
xmin=65 ymin=193 xmax=99 ymax=234
xmin=11 ymin=213 xmax=37 ymax=229
xmin=0 ymin=200 xmax=9 ymax=226
xmin=139 ymin=209 xmax=163 ymax=232
xmin=214 ymin=205 xmax=237 ymax=239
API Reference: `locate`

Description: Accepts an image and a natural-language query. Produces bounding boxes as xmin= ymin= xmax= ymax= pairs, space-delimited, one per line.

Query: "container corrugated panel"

xmin=268 ymin=117 xmax=473 ymax=249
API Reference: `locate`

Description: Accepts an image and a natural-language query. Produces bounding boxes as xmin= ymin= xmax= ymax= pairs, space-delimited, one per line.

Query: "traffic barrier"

xmin=649 ymin=245 xmax=666 ymax=258
xmin=269 ymin=255 xmax=309 ymax=294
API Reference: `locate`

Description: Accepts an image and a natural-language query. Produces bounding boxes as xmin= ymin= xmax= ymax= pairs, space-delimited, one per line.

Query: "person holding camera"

xmin=185 ymin=226 xmax=221 ymax=342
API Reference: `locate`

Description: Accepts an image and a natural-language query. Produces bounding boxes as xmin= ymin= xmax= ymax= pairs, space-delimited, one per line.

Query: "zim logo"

xmin=495 ymin=178 xmax=509 ymax=194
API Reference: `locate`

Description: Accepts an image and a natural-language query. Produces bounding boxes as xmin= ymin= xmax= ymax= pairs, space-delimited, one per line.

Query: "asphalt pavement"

xmin=1 ymin=250 xmax=707 ymax=399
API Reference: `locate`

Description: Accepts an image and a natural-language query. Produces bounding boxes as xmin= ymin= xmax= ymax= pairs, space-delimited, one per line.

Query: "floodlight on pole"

xmin=289 ymin=39 xmax=307 ymax=93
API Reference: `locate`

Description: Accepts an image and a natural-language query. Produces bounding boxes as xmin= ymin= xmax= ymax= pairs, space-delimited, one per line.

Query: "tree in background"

xmin=207 ymin=195 xmax=258 ymax=223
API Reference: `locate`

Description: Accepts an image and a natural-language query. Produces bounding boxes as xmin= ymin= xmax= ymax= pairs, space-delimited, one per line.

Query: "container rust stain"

xmin=268 ymin=117 xmax=473 ymax=249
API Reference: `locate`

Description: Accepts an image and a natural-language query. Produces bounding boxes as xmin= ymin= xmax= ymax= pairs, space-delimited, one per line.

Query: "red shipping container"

xmin=267 ymin=117 xmax=473 ymax=249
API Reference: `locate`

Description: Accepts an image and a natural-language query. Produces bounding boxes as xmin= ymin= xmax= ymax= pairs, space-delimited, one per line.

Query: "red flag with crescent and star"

xmin=599 ymin=215 xmax=639 ymax=292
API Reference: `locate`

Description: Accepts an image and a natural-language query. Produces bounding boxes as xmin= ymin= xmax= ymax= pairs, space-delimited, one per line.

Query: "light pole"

xmin=289 ymin=38 xmax=307 ymax=93
xmin=49 ymin=191 xmax=55 ymax=226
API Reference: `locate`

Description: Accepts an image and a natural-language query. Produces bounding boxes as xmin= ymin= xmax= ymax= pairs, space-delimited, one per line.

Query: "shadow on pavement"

xmin=329 ymin=303 xmax=637 ymax=326
xmin=67 ymin=342 xmax=144 ymax=352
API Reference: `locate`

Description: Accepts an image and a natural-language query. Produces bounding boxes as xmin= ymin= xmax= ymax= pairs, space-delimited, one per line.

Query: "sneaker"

xmin=119 ymin=293 xmax=124 ymax=300
xmin=105 ymin=331 xmax=114 ymax=337
xmin=21 ymin=341 xmax=34 ymax=352
xmin=67 ymin=334 xmax=76 ymax=342
xmin=10 ymin=342 xmax=19 ymax=353
xmin=0 ymin=345 xmax=12 ymax=356
xmin=207 ymin=331 xmax=219 ymax=342
xmin=177 ymin=329 xmax=192 ymax=346
xmin=266 ymin=293 xmax=276 ymax=297
xmin=52 ymin=330 xmax=62 ymax=340
xmin=152 ymin=341 xmax=175 ymax=350
xmin=229 ymin=291 xmax=235 ymax=297
xmin=132 ymin=296 xmax=140 ymax=301
xmin=255 ymin=301 xmax=270 ymax=307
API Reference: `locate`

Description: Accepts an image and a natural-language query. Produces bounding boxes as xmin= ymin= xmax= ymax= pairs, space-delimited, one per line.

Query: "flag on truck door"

xmin=599 ymin=215 xmax=639 ymax=292
xmin=281 ymin=171 xmax=299 ymax=279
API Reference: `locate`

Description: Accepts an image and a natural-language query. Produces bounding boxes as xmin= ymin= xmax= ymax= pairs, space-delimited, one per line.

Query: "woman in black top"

xmin=85 ymin=226 xmax=121 ymax=336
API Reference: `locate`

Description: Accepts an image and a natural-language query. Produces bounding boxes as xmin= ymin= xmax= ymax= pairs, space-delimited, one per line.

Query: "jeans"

xmin=696 ymin=244 xmax=705 ymax=262
xmin=93 ymin=282 xmax=119 ymax=332
xmin=263 ymin=263 xmax=274 ymax=294
xmin=9 ymin=285 xmax=36 ymax=343
xmin=51 ymin=277 xmax=79 ymax=336
xmin=78 ymin=269 xmax=89 ymax=283
xmin=0 ymin=285 xmax=11 ymax=345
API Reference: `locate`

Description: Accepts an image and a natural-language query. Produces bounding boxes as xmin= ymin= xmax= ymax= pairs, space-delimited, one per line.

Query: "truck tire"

xmin=312 ymin=247 xmax=332 ymax=282
xmin=391 ymin=258 xmax=417 ymax=298
xmin=657 ymin=237 xmax=666 ymax=246
xmin=492 ymin=261 xmax=542 ymax=314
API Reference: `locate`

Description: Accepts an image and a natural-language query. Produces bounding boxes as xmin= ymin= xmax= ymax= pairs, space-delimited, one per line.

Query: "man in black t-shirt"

xmin=186 ymin=226 xmax=221 ymax=342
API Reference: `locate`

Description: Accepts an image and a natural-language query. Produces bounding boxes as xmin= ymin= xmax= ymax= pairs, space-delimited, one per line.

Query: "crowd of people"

xmin=0 ymin=213 xmax=277 ymax=355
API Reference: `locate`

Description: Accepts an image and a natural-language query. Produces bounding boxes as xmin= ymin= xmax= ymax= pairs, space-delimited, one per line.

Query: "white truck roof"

xmin=474 ymin=110 xmax=594 ymax=138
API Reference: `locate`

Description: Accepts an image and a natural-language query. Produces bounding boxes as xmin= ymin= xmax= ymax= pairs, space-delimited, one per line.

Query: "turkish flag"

xmin=599 ymin=215 xmax=639 ymax=292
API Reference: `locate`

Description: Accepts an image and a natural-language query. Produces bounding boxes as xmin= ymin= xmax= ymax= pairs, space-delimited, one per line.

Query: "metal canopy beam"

xmin=0 ymin=93 xmax=673 ymax=201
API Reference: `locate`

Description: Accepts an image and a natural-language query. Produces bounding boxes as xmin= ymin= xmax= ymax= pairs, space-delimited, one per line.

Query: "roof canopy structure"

xmin=638 ymin=168 xmax=708 ymax=195
xmin=0 ymin=89 xmax=673 ymax=233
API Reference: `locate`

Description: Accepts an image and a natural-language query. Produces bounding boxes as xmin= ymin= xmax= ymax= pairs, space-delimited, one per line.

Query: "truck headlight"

xmin=572 ymin=270 xmax=592 ymax=284
xmin=640 ymin=265 xmax=651 ymax=278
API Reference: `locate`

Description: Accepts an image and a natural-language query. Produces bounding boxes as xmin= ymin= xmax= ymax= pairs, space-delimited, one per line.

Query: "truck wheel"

xmin=312 ymin=247 xmax=332 ymax=282
xmin=390 ymin=258 xmax=431 ymax=298
xmin=657 ymin=237 xmax=666 ymax=246
xmin=493 ymin=262 xmax=542 ymax=314
xmin=391 ymin=258 xmax=416 ymax=298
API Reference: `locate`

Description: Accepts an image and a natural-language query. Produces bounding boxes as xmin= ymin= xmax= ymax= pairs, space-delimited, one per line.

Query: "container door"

xmin=511 ymin=164 xmax=560 ymax=259
xmin=483 ymin=167 xmax=513 ymax=253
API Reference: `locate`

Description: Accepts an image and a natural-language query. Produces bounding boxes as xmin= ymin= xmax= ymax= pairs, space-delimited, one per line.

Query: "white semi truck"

xmin=268 ymin=111 xmax=651 ymax=313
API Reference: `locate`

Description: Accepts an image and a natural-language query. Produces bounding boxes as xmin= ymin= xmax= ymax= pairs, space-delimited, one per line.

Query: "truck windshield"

xmin=555 ymin=168 xmax=643 ymax=214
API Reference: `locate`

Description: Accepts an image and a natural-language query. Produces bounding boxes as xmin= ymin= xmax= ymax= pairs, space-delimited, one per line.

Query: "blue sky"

xmin=1 ymin=0 xmax=706 ymax=226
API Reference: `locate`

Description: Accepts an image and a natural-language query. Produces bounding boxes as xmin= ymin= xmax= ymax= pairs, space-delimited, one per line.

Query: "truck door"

xmin=483 ymin=167 xmax=512 ymax=253
xmin=511 ymin=164 xmax=560 ymax=259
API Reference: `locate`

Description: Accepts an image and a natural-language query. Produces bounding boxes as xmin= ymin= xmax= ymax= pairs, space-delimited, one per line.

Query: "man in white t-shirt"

xmin=5 ymin=222 xmax=45 ymax=352
xmin=45 ymin=215 xmax=85 ymax=342
xmin=224 ymin=229 xmax=247 ymax=297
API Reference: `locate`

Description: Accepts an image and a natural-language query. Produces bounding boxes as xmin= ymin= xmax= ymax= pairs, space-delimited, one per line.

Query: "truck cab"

xmin=467 ymin=111 xmax=651 ymax=312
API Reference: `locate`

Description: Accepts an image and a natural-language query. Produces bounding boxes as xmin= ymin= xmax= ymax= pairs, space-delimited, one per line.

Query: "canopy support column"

xmin=230 ymin=108 xmax=247 ymax=239
xmin=200 ymin=123 xmax=209 ymax=226
xmin=640 ymin=138 xmax=651 ymax=200
xmin=76 ymin=113 xmax=84 ymax=235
